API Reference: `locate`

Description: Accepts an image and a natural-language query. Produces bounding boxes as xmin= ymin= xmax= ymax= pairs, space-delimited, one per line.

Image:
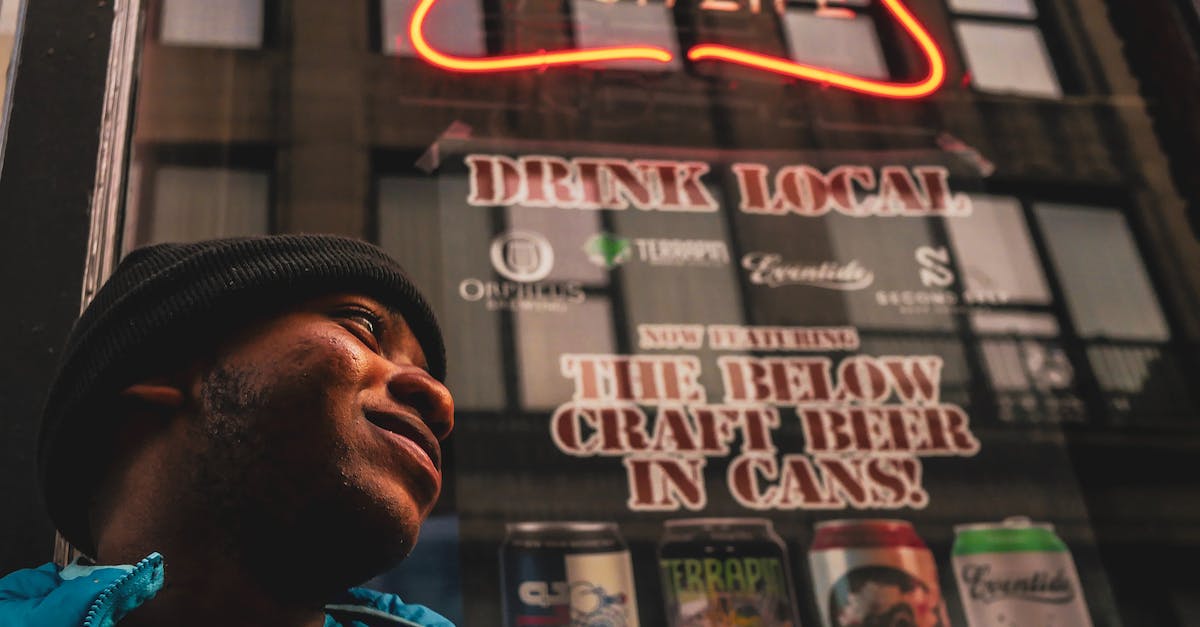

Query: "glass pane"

xmin=384 ymin=0 xmax=485 ymax=56
xmin=160 ymin=0 xmax=263 ymax=49
xmin=945 ymin=194 xmax=1051 ymax=304
xmin=782 ymin=10 xmax=888 ymax=79
xmin=1088 ymin=344 xmax=1196 ymax=424
xmin=92 ymin=0 xmax=1198 ymax=622
xmin=955 ymin=21 xmax=1062 ymax=98
xmin=516 ymin=298 xmax=616 ymax=410
xmin=572 ymin=0 xmax=681 ymax=71
xmin=1036 ymin=203 xmax=1170 ymax=341
xmin=971 ymin=310 xmax=1060 ymax=337
xmin=139 ymin=165 xmax=269 ymax=245
xmin=948 ymin=0 xmax=1037 ymax=18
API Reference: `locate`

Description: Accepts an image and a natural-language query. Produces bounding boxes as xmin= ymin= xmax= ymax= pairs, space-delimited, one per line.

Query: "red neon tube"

xmin=407 ymin=0 xmax=674 ymax=72
xmin=408 ymin=0 xmax=945 ymax=98
xmin=687 ymin=0 xmax=946 ymax=99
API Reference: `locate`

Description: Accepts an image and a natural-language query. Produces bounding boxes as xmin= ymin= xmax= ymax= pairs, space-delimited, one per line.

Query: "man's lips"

xmin=364 ymin=409 xmax=442 ymax=473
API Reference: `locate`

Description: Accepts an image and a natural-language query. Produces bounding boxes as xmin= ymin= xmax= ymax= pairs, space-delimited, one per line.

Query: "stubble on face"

xmin=182 ymin=335 xmax=421 ymax=602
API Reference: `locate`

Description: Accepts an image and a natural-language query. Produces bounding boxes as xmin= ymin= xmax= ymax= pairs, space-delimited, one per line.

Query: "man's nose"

xmin=386 ymin=367 xmax=455 ymax=440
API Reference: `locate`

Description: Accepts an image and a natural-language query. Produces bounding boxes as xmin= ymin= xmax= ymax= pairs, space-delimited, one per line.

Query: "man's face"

xmin=176 ymin=291 xmax=453 ymax=593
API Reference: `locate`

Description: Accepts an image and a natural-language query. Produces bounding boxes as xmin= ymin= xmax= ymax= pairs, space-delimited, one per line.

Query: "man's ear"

xmin=119 ymin=378 xmax=187 ymax=410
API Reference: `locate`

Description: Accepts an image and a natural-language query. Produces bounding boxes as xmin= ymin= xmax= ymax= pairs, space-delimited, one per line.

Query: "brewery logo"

xmin=583 ymin=233 xmax=633 ymax=269
xmin=585 ymin=233 xmax=730 ymax=269
xmin=459 ymin=231 xmax=584 ymax=312
xmin=491 ymin=230 xmax=554 ymax=282
xmin=518 ymin=580 xmax=569 ymax=609
xmin=875 ymin=246 xmax=1009 ymax=314
xmin=917 ymin=245 xmax=955 ymax=288
xmin=959 ymin=564 xmax=1076 ymax=605
xmin=742 ymin=252 xmax=874 ymax=290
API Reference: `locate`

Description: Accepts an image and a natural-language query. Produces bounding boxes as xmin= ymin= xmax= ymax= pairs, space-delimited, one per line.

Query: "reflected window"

xmin=948 ymin=0 xmax=1062 ymax=99
xmin=160 ymin=0 xmax=264 ymax=49
xmin=571 ymin=0 xmax=681 ymax=71
xmin=134 ymin=165 xmax=270 ymax=245
xmin=517 ymin=299 xmax=617 ymax=411
xmin=1086 ymin=345 xmax=1193 ymax=423
xmin=782 ymin=8 xmax=888 ymax=79
xmin=971 ymin=311 xmax=1083 ymax=423
xmin=1036 ymin=203 xmax=1169 ymax=341
xmin=945 ymin=194 xmax=1051 ymax=305
xmin=947 ymin=0 xmax=1036 ymax=18
xmin=954 ymin=21 xmax=1060 ymax=98
xmin=382 ymin=0 xmax=485 ymax=57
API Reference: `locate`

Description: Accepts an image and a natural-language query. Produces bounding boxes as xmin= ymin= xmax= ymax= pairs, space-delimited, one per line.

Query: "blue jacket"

xmin=0 ymin=553 xmax=455 ymax=627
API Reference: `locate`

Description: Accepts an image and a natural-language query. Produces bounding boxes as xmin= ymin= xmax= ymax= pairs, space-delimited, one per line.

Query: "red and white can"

xmin=808 ymin=519 xmax=951 ymax=627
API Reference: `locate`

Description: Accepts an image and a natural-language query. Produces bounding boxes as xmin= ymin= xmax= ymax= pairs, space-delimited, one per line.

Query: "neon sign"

xmin=407 ymin=0 xmax=946 ymax=99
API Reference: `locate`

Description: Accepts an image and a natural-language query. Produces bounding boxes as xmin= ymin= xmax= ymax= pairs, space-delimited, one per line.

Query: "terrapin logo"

xmin=584 ymin=233 xmax=633 ymax=269
xmin=742 ymin=252 xmax=874 ymax=290
xmin=585 ymin=233 xmax=730 ymax=269
xmin=459 ymin=231 xmax=584 ymax=312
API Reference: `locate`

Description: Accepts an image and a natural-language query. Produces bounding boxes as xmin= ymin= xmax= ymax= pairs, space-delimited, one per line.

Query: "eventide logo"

xmin=407 ymin=0 xmax=947 ymax=99
xmin=959 ymin=564 xmax=1077 ymax=605
xmin=459 ymin=231 xmax=585 ymax=312
xmin=584 ymin=233 xmax=730 ymax=269
xmin=742 ymin=252 xmax=874 ymax=290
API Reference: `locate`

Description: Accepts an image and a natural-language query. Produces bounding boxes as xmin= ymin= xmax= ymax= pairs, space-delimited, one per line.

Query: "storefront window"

xmin=55 ymin=0 xmax=1200 ymax=624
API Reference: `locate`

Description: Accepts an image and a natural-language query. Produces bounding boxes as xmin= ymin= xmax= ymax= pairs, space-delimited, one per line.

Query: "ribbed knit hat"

xmin=38 ymin=234 xmax=446 ymax=556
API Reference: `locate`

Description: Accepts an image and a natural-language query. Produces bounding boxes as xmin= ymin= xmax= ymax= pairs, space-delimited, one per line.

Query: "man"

xmin=0 ymin=234 xmax=457 ymax=626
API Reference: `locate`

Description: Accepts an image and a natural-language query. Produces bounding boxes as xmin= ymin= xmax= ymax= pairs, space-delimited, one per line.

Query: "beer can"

xmin=808 ymin=519 xmax=951 ymax=627
xmin=500 ymin=521 xmax=640 ymax=627
xmin=658 ymin=518 xmax=801 ymax=627
xmin=952 ymin=516 xmax=1092 ymax=627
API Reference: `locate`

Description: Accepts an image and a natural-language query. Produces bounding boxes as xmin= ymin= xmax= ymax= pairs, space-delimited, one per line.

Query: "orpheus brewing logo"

xmin=458 ymin=230 xmax=584 ymax=312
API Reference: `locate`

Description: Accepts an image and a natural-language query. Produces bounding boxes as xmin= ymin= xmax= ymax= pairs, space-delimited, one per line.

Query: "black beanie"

xmin=38 ymin=234 xmax=447 ymax=556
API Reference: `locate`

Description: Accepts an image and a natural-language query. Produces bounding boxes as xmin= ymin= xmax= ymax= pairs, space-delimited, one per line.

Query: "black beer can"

xmin=658 ymin=518 xmax=801 ymax=627
xmin=501 ymin=521 xmax=640 ymax=627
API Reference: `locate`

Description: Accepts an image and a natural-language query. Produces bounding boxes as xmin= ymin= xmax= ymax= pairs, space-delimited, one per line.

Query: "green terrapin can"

xmin=658 ymin=518 xmax=800 ymax=627
xmin=952 ymin=517 xmax=1092 ymax=626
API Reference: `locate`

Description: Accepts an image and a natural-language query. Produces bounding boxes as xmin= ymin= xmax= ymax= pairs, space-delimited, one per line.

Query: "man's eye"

xmin=337 ymin=308 xmax=383 ymax=348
